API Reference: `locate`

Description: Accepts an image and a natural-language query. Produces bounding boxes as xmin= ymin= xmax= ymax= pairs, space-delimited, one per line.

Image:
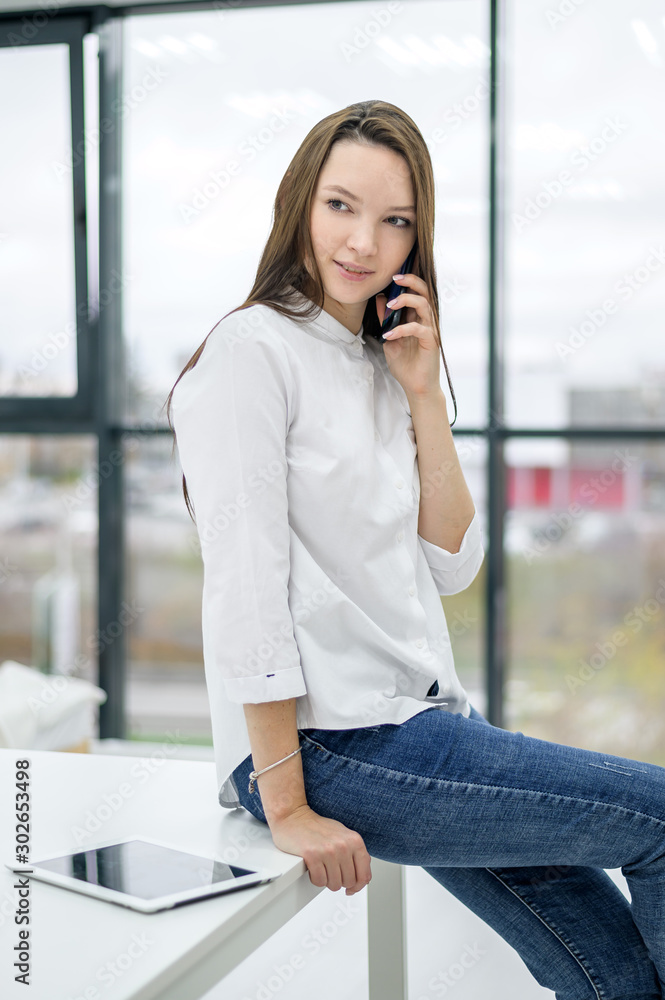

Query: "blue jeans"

xmin=231 ymin=705 xmax=665 ymax=999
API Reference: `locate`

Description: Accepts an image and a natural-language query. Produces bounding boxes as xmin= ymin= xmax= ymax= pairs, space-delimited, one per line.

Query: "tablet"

xmin=5 ymin=835 xmax=280 ymax=913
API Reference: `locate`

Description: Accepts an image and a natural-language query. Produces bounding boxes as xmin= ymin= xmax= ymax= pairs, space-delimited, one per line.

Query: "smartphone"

xmin=369 ymin=243 xmax=418 ymax=341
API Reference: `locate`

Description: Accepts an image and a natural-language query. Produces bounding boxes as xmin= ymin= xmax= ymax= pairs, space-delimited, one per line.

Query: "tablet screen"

xmin=32 ymin=839 xmax=257 ymax=901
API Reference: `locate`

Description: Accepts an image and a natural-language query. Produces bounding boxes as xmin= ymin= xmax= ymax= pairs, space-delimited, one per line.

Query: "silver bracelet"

xmin=248 ymin=745 xmax=303 ymax=794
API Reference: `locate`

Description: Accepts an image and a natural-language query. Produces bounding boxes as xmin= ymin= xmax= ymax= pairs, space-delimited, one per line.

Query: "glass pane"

xmin=0 ymin=435 xmax=98 ymax=737
xmin=123 ymin=0 xmax=488 ymax=428
xmin=0 ymin=44 xmax=78 ymax=397
xmin=124 ymin=434 xmax=210 ymax=744
xmin=505 ymin=437 xmax=665 ymax=765
xmin=505 ymin=0 xmax=665 ymax=428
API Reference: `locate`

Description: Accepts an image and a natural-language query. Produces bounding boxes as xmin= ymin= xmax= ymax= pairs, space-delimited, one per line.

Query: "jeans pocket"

xmin=298 ymin=730 xmax=330 ymax=754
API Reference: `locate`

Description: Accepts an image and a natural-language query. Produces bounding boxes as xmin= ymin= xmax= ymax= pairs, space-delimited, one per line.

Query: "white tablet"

xmin=4 ymin=835 xmax=280 ymax=913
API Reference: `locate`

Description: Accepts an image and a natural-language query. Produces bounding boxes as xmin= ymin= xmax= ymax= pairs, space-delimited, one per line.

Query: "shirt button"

xmin=397 ymin=530 xmax=404 ymax=543
xmin=415 ymin=638 xmax=425 ymax=649
xmin=395 ymin=479 xmax=405 ymax=489
xmin=408 ymin=584 xmax=416 ymax=596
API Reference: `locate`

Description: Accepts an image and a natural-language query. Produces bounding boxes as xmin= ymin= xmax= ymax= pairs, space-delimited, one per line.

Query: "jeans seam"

xmin=486 ymin=868 xmax=604 ymax=1000
xmin=298 ymin=736 xmax=665 ymax=829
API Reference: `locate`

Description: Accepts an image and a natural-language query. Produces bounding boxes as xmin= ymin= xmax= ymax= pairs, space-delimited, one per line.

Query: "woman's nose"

xmin=347 ymin=230 xmax=377 ymax=258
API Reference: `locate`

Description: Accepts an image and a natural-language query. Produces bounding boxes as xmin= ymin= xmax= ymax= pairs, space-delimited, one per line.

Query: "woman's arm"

xmin=242 ymin=699 xmax=308 ymax=822
xmin=408 ymin=388 xmax=476 ymax=555
xmin=243 ymin=700 xmax=372 ymax=896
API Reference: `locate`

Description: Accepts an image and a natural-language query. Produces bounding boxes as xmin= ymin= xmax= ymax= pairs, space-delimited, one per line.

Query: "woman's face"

xmin=308 ymin=140 xmax=417 ymax=334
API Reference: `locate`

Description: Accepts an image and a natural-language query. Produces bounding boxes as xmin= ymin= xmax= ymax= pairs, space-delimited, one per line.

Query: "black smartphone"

xmin=368 ymin=243 xmax=418 ymax=341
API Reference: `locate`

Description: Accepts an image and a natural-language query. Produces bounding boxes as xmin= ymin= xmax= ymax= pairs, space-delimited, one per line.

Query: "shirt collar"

xmin=286 ymin=285 xmax=366 ymax=347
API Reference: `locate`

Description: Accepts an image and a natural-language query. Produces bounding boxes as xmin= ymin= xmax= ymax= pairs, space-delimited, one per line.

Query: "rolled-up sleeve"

xmin=418 ymin=510 xmax=485 ymax=596
xmin=171 ymin=313 xmax=307 ymax=704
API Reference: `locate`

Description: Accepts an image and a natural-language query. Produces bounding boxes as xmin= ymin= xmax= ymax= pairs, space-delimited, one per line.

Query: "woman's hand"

xmin=376 ymin=272 xmax=441 ymax=401
xmin=268 ymin=803 xmax=372 ymax=896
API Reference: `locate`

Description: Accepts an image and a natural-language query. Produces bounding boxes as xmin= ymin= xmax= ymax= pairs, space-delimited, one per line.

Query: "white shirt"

xmin=171 ymin=287 xmax=485 ymax=808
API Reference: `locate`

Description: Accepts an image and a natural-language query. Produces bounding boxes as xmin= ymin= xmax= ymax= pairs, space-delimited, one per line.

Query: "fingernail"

xmin=386 ymin=298 xmax=398 ymax=308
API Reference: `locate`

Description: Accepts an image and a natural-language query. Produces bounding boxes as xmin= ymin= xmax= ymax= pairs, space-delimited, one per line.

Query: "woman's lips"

xmin=334 ymin=260 xmax=374 ymax=282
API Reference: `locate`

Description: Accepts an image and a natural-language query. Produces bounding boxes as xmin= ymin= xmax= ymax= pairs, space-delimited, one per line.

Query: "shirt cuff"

xmin=223 ymin=665 xmax=308 ymax=704
xmin=418 ymin=510 xmax=484 ymax=595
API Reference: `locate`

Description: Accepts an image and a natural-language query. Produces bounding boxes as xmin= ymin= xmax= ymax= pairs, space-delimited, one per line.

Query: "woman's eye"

xmin=325 ymin=199 xmax=411 ymax=228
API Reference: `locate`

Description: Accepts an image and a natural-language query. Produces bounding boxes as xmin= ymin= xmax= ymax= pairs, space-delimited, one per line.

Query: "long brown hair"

xmin=165 ymin=98 xmax=458 ymax=523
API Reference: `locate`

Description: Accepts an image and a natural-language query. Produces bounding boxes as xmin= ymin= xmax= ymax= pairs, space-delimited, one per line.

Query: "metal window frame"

xmin=0 ymin=15 xmax=95 ymax=423
xmin=1 ymin=0 xmax=663 ymax=739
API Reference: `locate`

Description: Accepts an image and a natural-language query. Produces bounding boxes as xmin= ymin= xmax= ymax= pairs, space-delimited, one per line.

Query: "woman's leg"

xmin=418 ymin=707 xmax=662 ymax=998
xmin=232 ymin=706 xmax=665 ymax=999
xmin=424 ymin=864 xmax=660 ymax=999
xmin=234 ymin=737 xmax=661 ymax=999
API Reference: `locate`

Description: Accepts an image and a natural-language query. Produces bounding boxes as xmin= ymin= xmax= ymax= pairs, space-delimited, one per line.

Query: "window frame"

xmin=0 ymin=15 xmax=96 ymax=423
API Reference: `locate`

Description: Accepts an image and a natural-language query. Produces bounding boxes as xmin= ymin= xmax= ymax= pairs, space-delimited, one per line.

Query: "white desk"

xmin=0 ymin=749 xmax=407 ymax=1000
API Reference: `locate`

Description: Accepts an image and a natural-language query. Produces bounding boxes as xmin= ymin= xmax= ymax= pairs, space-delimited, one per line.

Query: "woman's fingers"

xmin=318 ymin=837 xmax=355 ymax=892
xmin=304 ymin=851 xmax=333 ymax=889
xmin=306 ymin=837 xmax=372 ymax=894
xmin=270 ymin=806 xmax=372 ymax=894
xmin=338 ymin=851 xmax=360 ymax=893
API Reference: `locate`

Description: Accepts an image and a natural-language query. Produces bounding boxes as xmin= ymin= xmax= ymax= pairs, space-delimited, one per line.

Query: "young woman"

xmin=167 ymin=100 xmax=665 ymax=998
